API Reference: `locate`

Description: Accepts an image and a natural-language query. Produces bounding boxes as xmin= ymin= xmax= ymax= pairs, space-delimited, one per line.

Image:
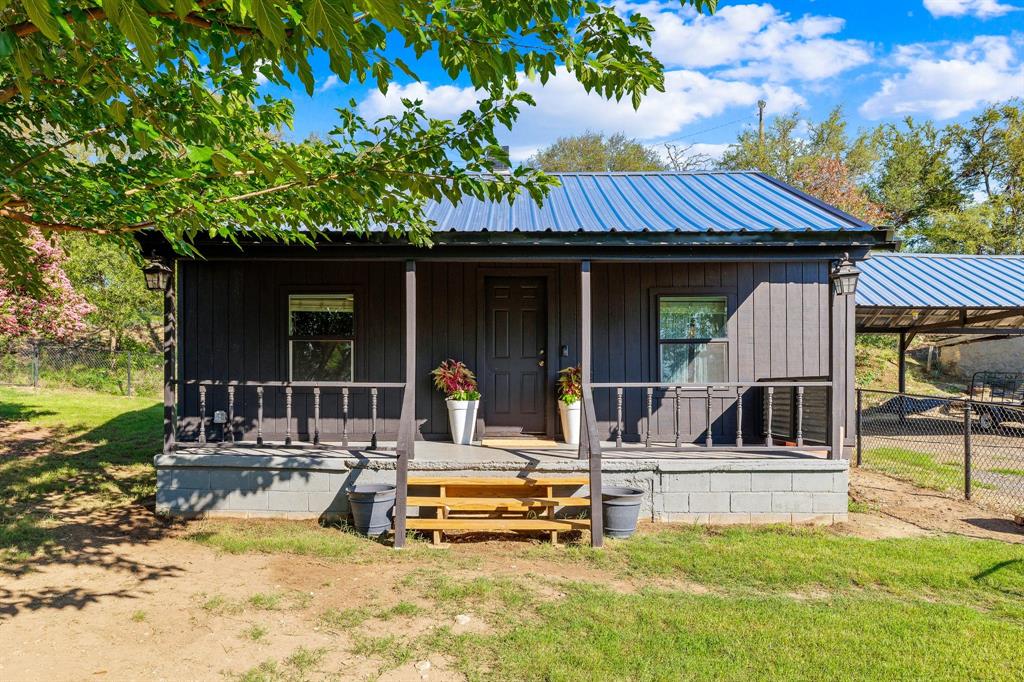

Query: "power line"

xmin=661 ymin=113 xmax=755 ymax=145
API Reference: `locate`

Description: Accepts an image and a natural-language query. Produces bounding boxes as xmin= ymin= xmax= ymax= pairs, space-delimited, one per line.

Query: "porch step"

xmin=407 ymin=475 xmax=589 ymax=487
xmin=405 ymin=518 xmax=591 ymax=532
xmin=401 ymin=474 xmax=592 ymax=545
xmin=406 ymin=496 xmax=590 ymax=511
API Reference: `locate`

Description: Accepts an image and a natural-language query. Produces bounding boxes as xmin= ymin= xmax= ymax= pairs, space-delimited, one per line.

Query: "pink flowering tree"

xmin=0 ymin=231 xmax=93 ymax=348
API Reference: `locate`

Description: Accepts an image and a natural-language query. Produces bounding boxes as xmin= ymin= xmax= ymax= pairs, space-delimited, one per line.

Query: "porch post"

xmin=579 ymin=260 xmax=592 ymax=461
xmin=393 ymin=259 xmax=416 ymax=548
xmin=580 ymin=260 xmax=603 ymax=547
xmin=829 ymin=264 xmax=854 ymax=460
xmin=163 ymin=260 xmax=176 ymax=455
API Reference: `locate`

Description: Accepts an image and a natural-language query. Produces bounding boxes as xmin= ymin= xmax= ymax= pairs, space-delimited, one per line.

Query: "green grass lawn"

xmin=196 ymin=519 xmax=1024 ymax=680
xmin=3 ymin=386 xmax=1024 ymax=680
xmin=0 ymin=386 xmax=160 ymax=562
xmin=861 ymin=446 xmax=964 ymax=493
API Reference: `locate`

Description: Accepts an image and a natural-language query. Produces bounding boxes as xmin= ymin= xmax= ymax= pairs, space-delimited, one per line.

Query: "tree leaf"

xmin=109 ymin=100 xmax=129 ymax=124
xmin=173 ymin=0 xmax=193 ymax=19
xmin=22 ymin=0 xmax=62 ymax=41
xmin=251 ymin=0 xmax=286 ymax=46
xmin=107 ymin=0 xmax=158 ymax=67
xmin=0 ymin=30 xmax=14 ymax=58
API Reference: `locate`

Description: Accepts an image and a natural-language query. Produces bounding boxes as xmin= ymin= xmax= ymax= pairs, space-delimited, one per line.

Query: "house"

xmin=142 ymin=171 xmax=890 ymax=546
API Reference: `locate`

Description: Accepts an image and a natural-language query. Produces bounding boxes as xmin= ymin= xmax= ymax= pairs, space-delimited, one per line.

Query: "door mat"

xmin=480 ymin=438 xmax=563 ymax=449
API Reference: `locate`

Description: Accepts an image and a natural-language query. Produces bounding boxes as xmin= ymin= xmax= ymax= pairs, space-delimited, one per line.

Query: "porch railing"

xmin=584 ymin=380 xmax=834 ymax=455
xmin=171 ymin=380 xmax=406 ymax=449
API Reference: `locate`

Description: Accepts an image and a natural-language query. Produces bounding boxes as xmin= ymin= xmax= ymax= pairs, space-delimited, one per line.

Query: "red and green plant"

xmin=431 ymin=359 xmax=480 ymax=401
xmin=557 ymin=365 xmax=582 ymax=405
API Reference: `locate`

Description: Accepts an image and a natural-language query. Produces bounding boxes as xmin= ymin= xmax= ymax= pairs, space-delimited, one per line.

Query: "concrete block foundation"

xmin=154 ymin=448 xmax=849 ymax=524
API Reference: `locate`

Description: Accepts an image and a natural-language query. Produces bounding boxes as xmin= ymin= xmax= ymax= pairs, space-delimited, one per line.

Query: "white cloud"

xmin=316 ymin=75 xmax=340 ymax=94
xmin=860 ymin=35 xmax=1024 ymax=119
xmin=359 ymin=80 xmax=479 ymax=118
xmin=923 ymin=0 xmax=1019 ymax=19
xmin=359 ymin=67 xmax=805 ymax=150
xmin=618 ymin=2 xmax=871 ymax=82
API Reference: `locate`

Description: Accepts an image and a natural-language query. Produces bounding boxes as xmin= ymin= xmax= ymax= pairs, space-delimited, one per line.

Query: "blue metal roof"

xmin=857 ymin=254 xmax=1024 ymax=308
xmin=415 ymin=171 xmax=874 ymax=233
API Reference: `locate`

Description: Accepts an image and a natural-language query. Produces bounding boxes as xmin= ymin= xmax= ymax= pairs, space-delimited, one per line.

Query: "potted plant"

xmin=557 ymin=365 xmax=582 ymax=445
xmin=431 ymin=359 xmax=481 ymax=444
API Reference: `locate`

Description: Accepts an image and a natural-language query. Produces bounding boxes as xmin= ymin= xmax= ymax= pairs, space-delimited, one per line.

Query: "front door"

xmin=483 ymin=276 xmax=547 ymax=435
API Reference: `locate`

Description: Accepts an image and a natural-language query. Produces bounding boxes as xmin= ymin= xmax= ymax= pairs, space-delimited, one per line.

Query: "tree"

xmin=942 ymin=100 xmax=1024 ymax=254
xmin=663 ymin=142 xmax=717 ymax=172
xmin=63 ymin=235 xmax=162 ymax=350
xmin=719 ymin=111 xmax=805 ymax=183
xmin=869 ymin=118 xmax=965 ymax=243
xmin=793 ymin=157 xmax=887 ymax=225
xmin=0 ymin=231 xmax=92 ymax=346
xmin=0 ymin=0 xmax=718 ymax=289
xmin=530 ymin=132 xmax=666 ymax=172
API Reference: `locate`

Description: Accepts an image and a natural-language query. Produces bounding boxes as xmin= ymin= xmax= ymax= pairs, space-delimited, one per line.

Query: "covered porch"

xmin=152 ymin=251 xmax=860 ymax=545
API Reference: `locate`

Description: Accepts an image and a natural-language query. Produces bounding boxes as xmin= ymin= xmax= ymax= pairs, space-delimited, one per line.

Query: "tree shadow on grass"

xmin=0 ymin=397 xmax=184 ymax=619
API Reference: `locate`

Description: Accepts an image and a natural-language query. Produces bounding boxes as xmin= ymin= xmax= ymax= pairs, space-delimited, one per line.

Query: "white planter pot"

xmin=445 ymin=399 xmax=479 ymax=445
xmin=559 ymin=400 xmax=581 ymax=445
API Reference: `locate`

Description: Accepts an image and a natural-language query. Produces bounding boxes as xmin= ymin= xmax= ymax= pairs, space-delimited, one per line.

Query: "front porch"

xmin=155 ymin=440 xmax=849 ymax=526
xmin=153 ymin=253 xmax=861 ymax=545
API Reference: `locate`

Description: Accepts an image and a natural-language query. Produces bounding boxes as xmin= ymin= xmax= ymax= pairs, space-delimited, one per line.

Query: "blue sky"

xmin=270 ymin=0 xmax=1024 ymax=162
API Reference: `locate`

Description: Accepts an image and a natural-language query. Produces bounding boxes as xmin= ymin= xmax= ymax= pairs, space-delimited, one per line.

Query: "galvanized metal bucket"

xmin=601 ymin=486 xmax=644 ymax=539
xmin=348 ymin=484 xmax=396 ymax=537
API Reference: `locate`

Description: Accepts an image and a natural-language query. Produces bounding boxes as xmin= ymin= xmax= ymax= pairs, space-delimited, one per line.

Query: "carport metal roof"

xmin=856 ymin=254 xmax=1024 ymax=335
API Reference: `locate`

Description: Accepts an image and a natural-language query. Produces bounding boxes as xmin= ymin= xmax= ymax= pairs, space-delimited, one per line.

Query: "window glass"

xmin=289 ymin=294 xmax=354 ymax=337
xmin=660 ymin=342 xmax=727 ymax=383
xmin=290 ymin=340 xmax=353 ymax=382
xmin=659 ymin=297 xmax=727 ymax=340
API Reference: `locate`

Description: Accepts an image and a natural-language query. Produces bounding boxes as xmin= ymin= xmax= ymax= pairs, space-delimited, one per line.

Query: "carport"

xmin=856 ymin=254 xmax=1024 ymax=393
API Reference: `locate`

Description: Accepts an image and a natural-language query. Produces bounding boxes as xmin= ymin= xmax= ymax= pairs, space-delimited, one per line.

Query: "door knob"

xmin=538 ymin=360 xmax=545 ymax=367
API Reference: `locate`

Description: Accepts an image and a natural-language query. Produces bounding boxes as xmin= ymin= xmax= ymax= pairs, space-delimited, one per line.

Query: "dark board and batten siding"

xmin=177 ymin=259 xmax=848 ymax=445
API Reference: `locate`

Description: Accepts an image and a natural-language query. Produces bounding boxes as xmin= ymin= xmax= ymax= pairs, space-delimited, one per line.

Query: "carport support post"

xmin=897 ymin=332 xmax=908 ymax=394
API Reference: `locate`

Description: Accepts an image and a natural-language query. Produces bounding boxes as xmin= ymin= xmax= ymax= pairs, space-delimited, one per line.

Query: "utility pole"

xmin=757 ymin=100 xmax=767 ymax=145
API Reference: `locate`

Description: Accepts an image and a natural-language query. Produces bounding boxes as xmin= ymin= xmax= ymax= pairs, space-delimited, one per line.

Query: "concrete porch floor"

xmin=167 ymin=439 xmax=830 ymax=470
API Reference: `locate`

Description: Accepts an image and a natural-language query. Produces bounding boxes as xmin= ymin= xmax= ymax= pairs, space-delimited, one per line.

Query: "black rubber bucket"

xmin=348 ymin=484 xmax=396 ymax=537
xmin=602 ymin=486 xmax=644 ymax=539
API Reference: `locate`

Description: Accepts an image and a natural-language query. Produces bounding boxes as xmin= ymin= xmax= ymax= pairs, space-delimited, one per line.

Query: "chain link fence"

xmin=0 ymin=341 xmax=162 ymax=398
xmin=857 ymin=388 xmax=1024 ymax=515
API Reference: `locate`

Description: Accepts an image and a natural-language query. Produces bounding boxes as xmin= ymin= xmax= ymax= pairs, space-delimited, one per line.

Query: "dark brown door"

xmin=484 ymin=276 xmax=547 ymax=434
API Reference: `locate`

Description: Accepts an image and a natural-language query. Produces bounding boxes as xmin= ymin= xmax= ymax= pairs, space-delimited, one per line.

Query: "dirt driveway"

xmin=2 ymin=468 xmax=1022 ymax=681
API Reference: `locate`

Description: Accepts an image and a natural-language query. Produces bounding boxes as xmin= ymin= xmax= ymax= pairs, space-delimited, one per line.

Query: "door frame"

xmin=474 ymin=266 xmax=560 ymax=438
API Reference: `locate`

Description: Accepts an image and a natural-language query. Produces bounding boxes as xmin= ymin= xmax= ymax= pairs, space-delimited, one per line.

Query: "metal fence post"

xmin=964 ymin=401 xmax=973 ymax=500
xmin=855 ymin=388 xmax=863 ymax=467
xmin=31 ymin=341 xmax=39 ymax=389
xmin=126 ymin=350 xmax=133 ymax=397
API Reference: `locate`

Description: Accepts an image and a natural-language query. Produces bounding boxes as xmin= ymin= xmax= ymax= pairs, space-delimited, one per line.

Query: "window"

xmin=288 ymin=294 xmax=355 ymax=382
xmin=657 ymin=296 xmax=728 ymax=383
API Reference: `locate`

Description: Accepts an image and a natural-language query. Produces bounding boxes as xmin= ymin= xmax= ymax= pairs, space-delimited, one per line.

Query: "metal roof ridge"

xmin=869 ymin=252 xmax=1024 ymax=259
xmin=544 ymin=170 xmax=756 ymax=177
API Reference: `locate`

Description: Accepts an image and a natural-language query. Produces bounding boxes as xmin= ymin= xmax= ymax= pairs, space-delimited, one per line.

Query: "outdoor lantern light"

xmin=830 ymin=253 xmax=860 ymax=296
xmin=143 ymin=259 xmax=171 ymax=291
